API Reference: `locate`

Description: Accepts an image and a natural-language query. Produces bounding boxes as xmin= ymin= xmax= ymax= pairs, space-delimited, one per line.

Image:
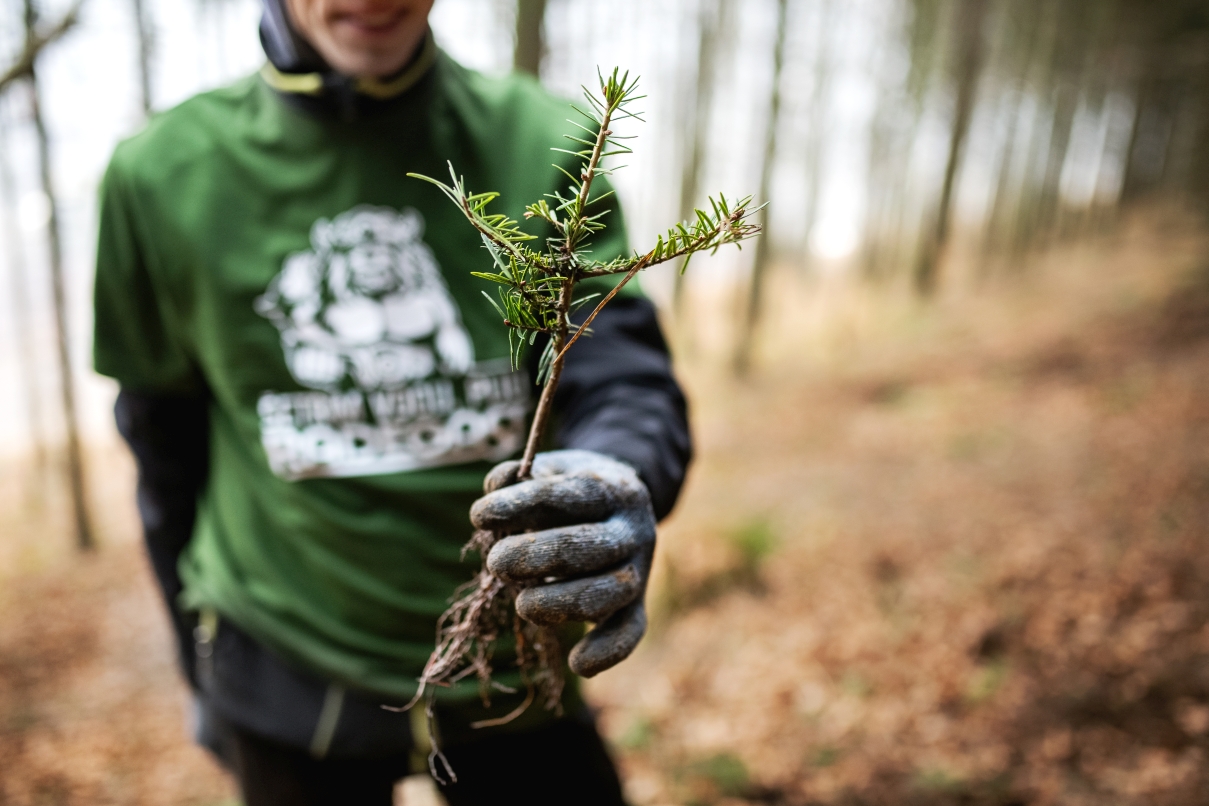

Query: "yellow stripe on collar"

xmin=260 ymin=31 xmax=437 ymax=100
xmin=260 ymin=64 xmax=324 ymax=95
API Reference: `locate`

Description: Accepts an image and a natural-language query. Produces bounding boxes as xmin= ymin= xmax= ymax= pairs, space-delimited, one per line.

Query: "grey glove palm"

xmin=470 ymin=449 xmax=656 ymax=678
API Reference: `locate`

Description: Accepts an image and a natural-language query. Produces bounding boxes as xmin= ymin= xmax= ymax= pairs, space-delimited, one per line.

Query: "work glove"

xmin=470 ymin=449 xmax=656 ymax=678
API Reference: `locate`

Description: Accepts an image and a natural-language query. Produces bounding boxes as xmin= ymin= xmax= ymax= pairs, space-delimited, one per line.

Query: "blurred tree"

xmin=1009 ymin=0 xmax=1096 ymax=255
xmin=1118 ymin=0 xmax=1209 ymax=205
xmin=799 ymin=0 xmax=834 ymax=273
xmin=1183 ymin=8 xmax=1209 ymax=205
xmin=913 ymin=0 xmax=990 ymax=295
xmin=672 ymin=0 xmax=733 ymax=319
xmin=1001 ymin=0 xmax=1059 ymax=259
xmin=9 ymin=0 xmax=94 ymax=550
xmin=735 ymin=0 xmax=789 ymax=374
xmin=514 ymin=0 xmax=547 ymax=77
xmin=0 ymin=111 xmax=48 ymax=501
xmin=862 ymin=0 xmax=948 ymax=282
xmin=131 ymin=0 xmax=153 ymax=114
xmin=980 ymin=0 xmax=1045 ymax=260
xmin=0 ymin=0 xmax=76 ymax=92
xmin=1031 ymin=1 xmax=1101 ymax=240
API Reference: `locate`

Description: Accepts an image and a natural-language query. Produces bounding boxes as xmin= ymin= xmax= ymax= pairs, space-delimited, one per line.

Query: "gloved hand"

xmin=469 ymin=449 xmax=656 ymax=678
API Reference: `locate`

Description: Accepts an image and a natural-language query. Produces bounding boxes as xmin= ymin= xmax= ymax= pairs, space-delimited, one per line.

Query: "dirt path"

xmin=0 ymin=527 xmax=235 ymax=805
xmin=587 ymin=218 xmax=1209 ymax=804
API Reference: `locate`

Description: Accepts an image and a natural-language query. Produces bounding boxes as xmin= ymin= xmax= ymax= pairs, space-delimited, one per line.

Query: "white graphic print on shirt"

xmin=254 ymin=205 xmax=528 ymax=480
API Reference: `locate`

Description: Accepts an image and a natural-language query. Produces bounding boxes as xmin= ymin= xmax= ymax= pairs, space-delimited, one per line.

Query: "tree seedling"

xmin=401 ymin=67 xmax=760 ymax=781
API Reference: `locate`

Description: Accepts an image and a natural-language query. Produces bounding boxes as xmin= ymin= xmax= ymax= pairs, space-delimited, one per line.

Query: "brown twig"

xmin=557 ymin=202 xmax=755 ymax=362
xmin=555 ymin=257 xmax=647 ymax=363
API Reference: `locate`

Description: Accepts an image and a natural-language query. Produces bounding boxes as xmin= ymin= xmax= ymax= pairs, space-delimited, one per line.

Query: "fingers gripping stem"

xmin=471 ymin=475 xmax=616 ymax=533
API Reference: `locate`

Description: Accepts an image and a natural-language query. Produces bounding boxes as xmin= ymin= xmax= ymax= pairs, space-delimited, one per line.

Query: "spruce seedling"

xmin=402 ymin=68 xmax=760 ymax=780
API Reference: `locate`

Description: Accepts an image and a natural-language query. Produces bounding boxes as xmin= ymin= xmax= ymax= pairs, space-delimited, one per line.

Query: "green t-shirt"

xmin=93 ymin=52 xmax=629 ymax=701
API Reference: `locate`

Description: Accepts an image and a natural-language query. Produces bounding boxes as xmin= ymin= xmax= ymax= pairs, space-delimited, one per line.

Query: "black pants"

xmin=233 ymin=714 xmax=628 ymax=806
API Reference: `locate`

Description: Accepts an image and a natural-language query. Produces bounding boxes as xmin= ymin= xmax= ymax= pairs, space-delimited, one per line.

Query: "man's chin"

xmin=323 ymin=31 xmax=422 ymax=78
xmin=326 ymin=48 xmax=413 ymax=78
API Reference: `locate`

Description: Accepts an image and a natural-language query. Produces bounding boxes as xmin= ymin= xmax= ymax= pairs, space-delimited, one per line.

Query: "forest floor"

xmin=591 ymin=209 xmax=1209 ymax=806
xmin=1 ymin=209 xmax=1208 ymax=805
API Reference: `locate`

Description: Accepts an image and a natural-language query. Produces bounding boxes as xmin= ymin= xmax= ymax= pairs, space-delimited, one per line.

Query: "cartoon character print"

xmin=255 ymin=205 xmax=475 ymax=392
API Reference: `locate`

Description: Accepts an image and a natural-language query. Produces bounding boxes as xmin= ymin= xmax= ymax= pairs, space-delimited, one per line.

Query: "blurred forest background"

xmin=2 ymin=0 xmax=1209 ymax=804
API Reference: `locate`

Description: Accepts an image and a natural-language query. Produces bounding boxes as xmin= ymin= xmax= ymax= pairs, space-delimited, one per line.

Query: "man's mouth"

xmin=333 ymin=8 xmax=407 ymax=36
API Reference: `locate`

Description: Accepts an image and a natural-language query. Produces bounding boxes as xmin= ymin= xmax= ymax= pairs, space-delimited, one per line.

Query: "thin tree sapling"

xmin=402 ymin=68 xmax=760 ymax=780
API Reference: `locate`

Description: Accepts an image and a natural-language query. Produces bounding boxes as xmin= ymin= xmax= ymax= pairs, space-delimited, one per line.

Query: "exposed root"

xmin=404 ymin=528 xmax=566 ymax=782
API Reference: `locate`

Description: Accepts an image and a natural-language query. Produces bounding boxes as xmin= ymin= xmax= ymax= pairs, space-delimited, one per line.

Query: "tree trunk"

xmin=514 ymin=0 xmax=547 ymax=77
xmin=914 ymin=0 xmax=990 ymax=296
xmin=801 ymin=0 xmax=835 ymax=273
xmin=0 ymin=112 xmax=49 ymax=499
xmin=672 ymin=0 xmax=731 ymax=318
xmin=1028 ymin=0 xmax=1099 ymax=246
xmin=981 ymin=0 xmax=1042 ymax=261
xmin=864 ymin=0 xmax=946 ymax=283
xmin=132 ymin=0 xmax=153 ymax=114
xmin=1034 ymin=85 xmax=1079 ymax=241
xmin=861 ymin=0 xmax=904 ymax=281
xmin=1187 ymin=42 xmax=1209 ymax=207
xmin=734 ymin=0 xmax=789 ymax=374
xmin=1004 ymin=0 xmax=1060 ymax=259
xmin=29 ymin=68 xmax=95 ymax=550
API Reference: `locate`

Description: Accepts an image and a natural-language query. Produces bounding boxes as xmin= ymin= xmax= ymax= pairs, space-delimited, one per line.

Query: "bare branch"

xmin=0 ymin=2 xmax=82 ymax=95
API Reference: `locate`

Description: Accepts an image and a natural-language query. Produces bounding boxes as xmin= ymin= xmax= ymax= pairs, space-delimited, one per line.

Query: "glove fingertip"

xmin=568 ymin=603 xmax=647 ymax=678
xmin=468 ymin=496 xmax=496 ymax=530
xmin=484 ymin=537 xmax=534 ymax=582
xmin=484 ymin=460 xmax=522 ymax=493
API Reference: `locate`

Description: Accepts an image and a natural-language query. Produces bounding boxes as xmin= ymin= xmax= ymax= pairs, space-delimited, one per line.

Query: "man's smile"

xmin=332 ymin=7 xmax=407 ymax=37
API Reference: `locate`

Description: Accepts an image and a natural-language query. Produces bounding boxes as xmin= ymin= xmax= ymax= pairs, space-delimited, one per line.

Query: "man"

xmin=93 ymin=0 xmax=691 ymax=804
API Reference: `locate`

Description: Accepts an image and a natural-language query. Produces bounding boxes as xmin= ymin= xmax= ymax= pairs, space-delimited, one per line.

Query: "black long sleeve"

xmin=114 ymin=389 xmax=210 ymax=688
xmin=528 ymin=296 xmax=693 ymax=520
